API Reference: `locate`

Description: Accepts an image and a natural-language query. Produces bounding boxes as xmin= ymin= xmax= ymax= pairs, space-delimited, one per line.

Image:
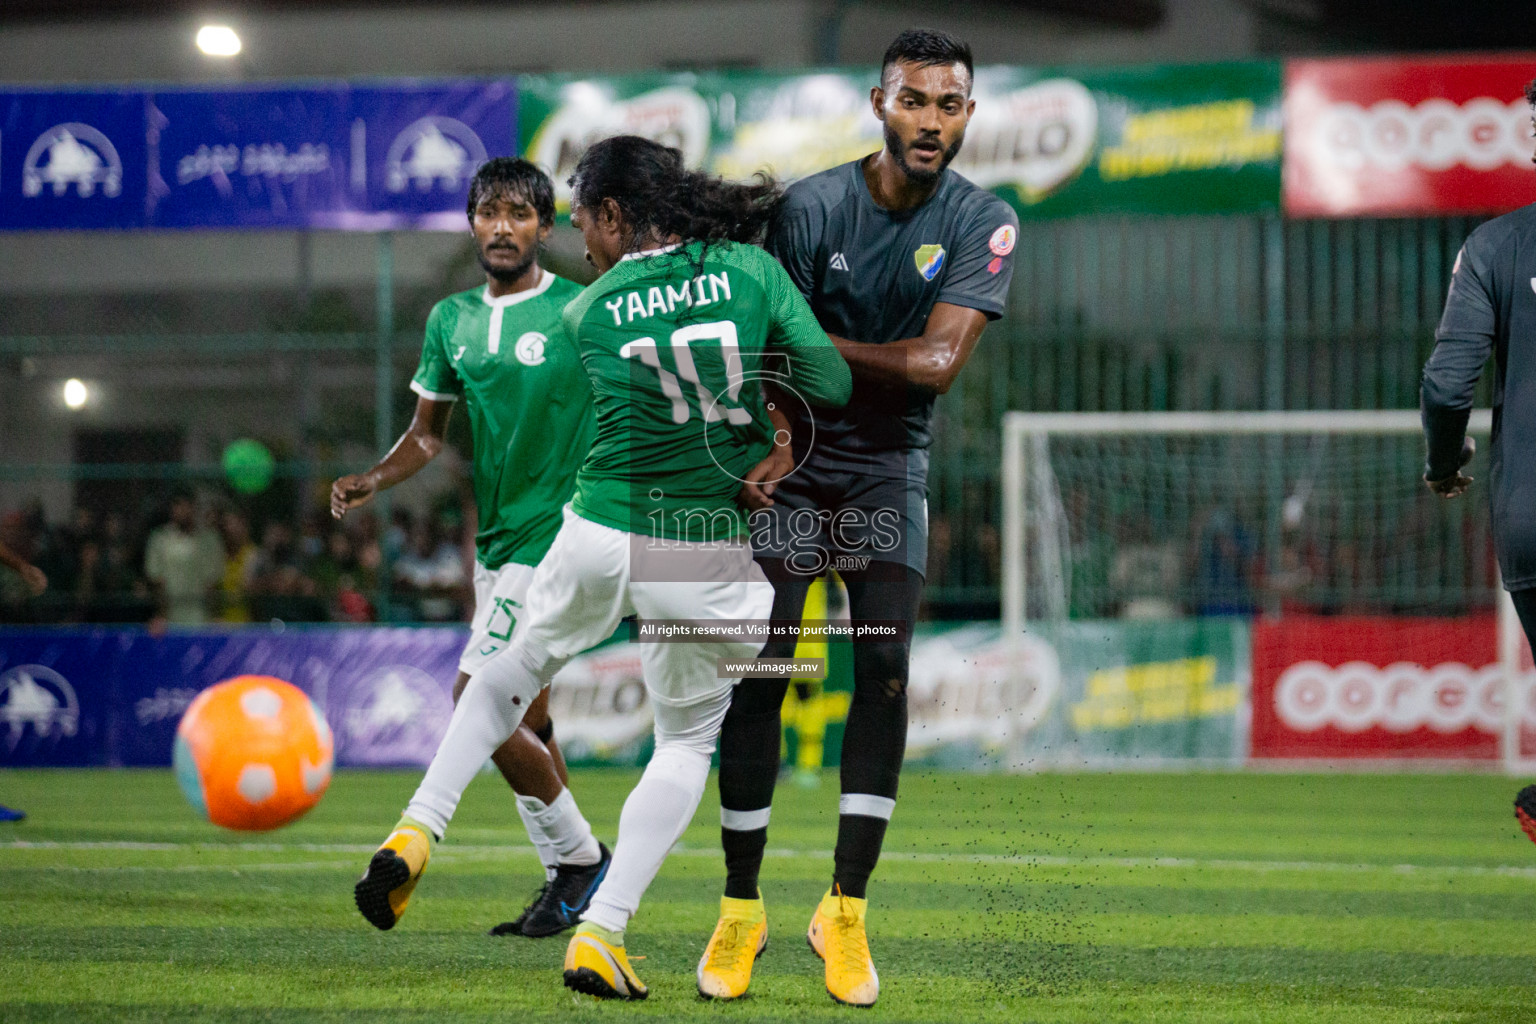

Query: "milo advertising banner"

xmin=906 ymin=619 xmax=1249 ymax=768
xmin=518 ymin=61 xmax=1281 ymax=218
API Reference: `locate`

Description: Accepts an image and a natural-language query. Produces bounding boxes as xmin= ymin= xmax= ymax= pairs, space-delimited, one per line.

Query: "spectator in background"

xmin=1194 ymin=508 xmax=1257 ymax=616
xmin=1112 ymin=516 xmax=1182 ymax=619
xmin=143 ymin=489 xmax=224 ymax=626
xmin=0 ymin=531 xmax=48 ymax=602
xmin=217 ymin=510 xmax=258 ymax=623
xmin=0 ymin=512 xmax=45 ymax=622
xmin=392 ymin=517 xmax=467 ymax=621
xmin=97 ymin=511 xmax=152 ymax=622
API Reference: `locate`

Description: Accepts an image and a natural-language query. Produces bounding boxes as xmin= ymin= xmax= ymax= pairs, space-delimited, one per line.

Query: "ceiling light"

xmin=196 ymin=25 xmax=242 ymax=58
xmin=63 ymin=379 xmax=88 ymax=410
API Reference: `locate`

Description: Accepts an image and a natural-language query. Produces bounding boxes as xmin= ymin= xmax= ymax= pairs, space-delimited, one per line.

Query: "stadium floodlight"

xmin=196 ymin=25 xmax=242 ymax=57
xmin=62 ymin=378 xmax=88 ymax=409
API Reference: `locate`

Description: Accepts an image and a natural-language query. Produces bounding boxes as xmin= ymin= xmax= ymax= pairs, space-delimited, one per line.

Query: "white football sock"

xmin=515 ymin=795 xmax=560 ymax=882
xmin=581 ymin=744 xmax=710 ymax=933
xmin=528 ymin=788 xmax=601 ymax=867
xmin=405 ymin=641 xmax=553 ymax=838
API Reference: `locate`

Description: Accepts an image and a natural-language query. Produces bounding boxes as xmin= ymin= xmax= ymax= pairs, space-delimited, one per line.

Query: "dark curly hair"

xmin=567 ymin=135 xmax=781 ymax=250
xmin=466 ymin=157 xmax=555 ymax=227
xmin=882 ymin=28 xmax=974 ymax=92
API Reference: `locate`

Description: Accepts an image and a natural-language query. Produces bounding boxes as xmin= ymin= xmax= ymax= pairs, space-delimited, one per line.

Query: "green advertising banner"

xmin=517 ymin=61 xmax=1281 ymax=219
xmin=904 ymin=618 xmax=1250 ymax=769
xmin=544 ymin=617 xmax=1248 ymax=770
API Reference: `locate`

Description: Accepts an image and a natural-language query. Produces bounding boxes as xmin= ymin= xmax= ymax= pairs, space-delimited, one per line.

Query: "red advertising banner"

xmin=1284 ymin=55 xmax=1536 ymax=217
xmin=1251 ymin=615 xmax=1500 ymax=759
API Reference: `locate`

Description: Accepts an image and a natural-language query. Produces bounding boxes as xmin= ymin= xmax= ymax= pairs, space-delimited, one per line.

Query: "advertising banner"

xmin=1284 ymin=55 xmax=1536 ymax=217
xmin=518 ymin=61 xmax=1282 ymax=219
xmin=906 ymin=618 xmax=1248 ymax=768
xmin=0 ymin=89 xmax=147 ymax=230
xmin=0 ymin=81 xmax=516 ymax=231
xmin=1250 ymin=615 xmax=1504 ymax=759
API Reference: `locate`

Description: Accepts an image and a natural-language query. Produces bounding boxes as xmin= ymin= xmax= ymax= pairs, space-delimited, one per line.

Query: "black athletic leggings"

xmin=718 ymin=557 xmax=924 ymax=899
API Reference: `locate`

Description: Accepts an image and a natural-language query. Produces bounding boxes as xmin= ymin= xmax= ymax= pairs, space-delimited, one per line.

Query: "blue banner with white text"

xmin=0 ymin=80 xmax=515 ymax=231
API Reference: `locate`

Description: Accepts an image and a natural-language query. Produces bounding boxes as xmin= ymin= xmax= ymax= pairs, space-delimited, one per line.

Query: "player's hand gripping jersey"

xmin=563 ymin=241 xmax=852 ymax=542
xmin=410 ymin=271 xmax=595 ymax=570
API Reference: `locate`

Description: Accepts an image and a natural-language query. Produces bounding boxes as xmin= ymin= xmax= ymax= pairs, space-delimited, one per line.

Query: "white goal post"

xmin=999 ymin=408 xmax=1536 ymax=774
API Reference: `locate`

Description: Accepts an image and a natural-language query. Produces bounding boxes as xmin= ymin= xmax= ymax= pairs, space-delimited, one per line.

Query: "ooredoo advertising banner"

xmin=1251 ymin=615 xmax=1501 ymax=759
xmin=1284 ymin=55 xmax=1536 ymax=217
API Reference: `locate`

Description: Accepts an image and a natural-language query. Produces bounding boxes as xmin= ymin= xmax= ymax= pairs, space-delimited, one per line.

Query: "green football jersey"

xmin=563 ymin=240 xmax=851 ymax=543
xmin=411 ymin=271 xmax=594 ymax=570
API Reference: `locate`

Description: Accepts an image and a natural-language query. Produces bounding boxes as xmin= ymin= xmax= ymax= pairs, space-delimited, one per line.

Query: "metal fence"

xmin=926 ymin=213 xmax=1491 ymax=614
xmin=0 ymin=215 xmax=1495 ymax=620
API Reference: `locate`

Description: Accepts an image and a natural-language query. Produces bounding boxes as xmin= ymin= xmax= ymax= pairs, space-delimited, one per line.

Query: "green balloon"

xmin=222 ymin=439 xmax=275 ymax=495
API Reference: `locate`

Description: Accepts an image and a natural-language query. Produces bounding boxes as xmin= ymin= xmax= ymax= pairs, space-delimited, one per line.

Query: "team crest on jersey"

xmin=913 ymin=244 xmax=946 ymax=282
xmin=989 ymin=225 xmax=1016 ymax=256
xmin=514 ymin=331 xmax=547 ymax=366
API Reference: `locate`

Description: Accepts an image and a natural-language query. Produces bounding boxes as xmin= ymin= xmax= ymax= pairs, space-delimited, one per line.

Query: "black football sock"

xmin=718 ymin=679 xmax=789 ymax=899
xmin=831 ymin=564 xmax=922 ymax=901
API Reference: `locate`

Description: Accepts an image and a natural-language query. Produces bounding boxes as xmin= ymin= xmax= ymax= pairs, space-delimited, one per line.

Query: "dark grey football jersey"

xmin=1426 ymin=203 xmax=1536 ymax=589
xmin=765 ymin=158 xmax=1018 ymax=476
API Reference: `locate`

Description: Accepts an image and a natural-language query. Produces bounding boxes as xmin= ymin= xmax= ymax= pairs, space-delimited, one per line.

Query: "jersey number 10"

xmin=620 ymin=321 xmax=754 ymax=426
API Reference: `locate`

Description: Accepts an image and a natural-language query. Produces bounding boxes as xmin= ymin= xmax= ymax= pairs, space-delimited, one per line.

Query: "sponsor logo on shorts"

xmin=829 ymin=252 xmax=850 ymax=271
xmin=988 ymin=225 xmax=1016 ymax=256
xmin=1273 ymin=660 xmax=1507 ymax=734
xmin=913 ymin=244 xmax=946 ymax=281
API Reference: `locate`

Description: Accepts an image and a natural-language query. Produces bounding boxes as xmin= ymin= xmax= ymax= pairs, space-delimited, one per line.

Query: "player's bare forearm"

xmin=829 ymin=302 xmax=988 ymax=395
xmin=331 ymin=397 xmax=453 ymax=518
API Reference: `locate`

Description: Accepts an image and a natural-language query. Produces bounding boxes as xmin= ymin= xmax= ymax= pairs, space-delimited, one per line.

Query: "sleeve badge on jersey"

xmin=989 ymin=225 xmax=1017 ymax=256
xmin=987 ymin=256 xmax=1004 ymax=275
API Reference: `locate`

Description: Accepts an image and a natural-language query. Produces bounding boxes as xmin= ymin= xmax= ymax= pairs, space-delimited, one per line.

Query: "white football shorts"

xmin=457 ymin=559 xmax=537 ymax=677
xmin=522 ymin=505 xmax=774 ymax=708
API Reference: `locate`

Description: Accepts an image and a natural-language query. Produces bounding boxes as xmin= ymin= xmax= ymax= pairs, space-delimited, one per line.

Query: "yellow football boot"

xmin=563 ymin=921 xmax=649 ymax=1000
xmin=353 ymin=817 xmax=434 ymax=930
xmin=696 ymin=894 xmax=769 ymax=999
xmin=807 ymin=887 xmax=879 ymax=1006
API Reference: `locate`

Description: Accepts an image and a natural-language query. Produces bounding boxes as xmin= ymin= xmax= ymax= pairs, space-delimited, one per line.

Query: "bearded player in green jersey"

xmin=342 ymin=159 xmax=611 ymax=939
xmin=358 ymin=135 xmax=852 ymax=1000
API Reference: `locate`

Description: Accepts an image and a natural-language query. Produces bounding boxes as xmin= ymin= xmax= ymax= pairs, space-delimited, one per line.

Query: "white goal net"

xmin=1000 ymin=409 xmax=1536 ymax=774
